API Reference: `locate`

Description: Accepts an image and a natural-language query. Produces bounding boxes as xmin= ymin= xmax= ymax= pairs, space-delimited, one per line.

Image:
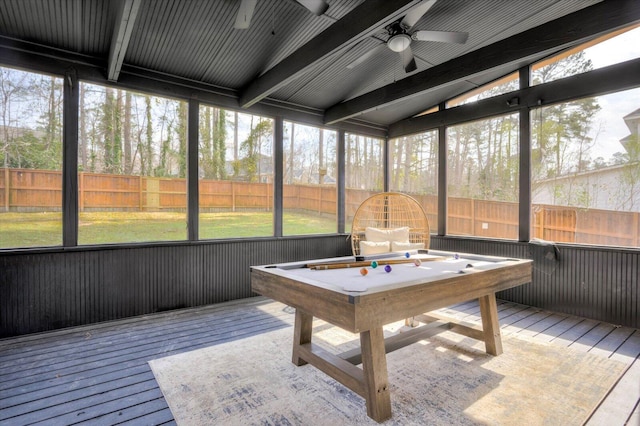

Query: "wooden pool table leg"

xmin=360 ymin=327 xmax=392 ymax=422
xmin=479 ymin=293 xmax=503 ymax=356
xmin=292 ymin=309 xmax=313 ymax=366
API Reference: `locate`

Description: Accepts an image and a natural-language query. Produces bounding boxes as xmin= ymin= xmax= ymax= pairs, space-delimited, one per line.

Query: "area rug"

xmin=149 ymin=322 xmax=626 ymax=425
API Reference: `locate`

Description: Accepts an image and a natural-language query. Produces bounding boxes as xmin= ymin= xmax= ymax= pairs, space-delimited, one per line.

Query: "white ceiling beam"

xmin=108 ymin=0 xmax=141 ymax=82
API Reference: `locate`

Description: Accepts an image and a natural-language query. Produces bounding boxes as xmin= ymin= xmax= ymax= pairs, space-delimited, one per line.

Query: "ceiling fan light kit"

xmin=388 ymin=34 xmax=412 ymax=52
xmin=346 ymin=0 xmax=469 ymax=73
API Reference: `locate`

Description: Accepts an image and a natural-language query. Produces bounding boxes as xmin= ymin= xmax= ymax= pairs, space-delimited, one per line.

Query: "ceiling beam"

xmin=388 ymin=58 xmax=640 ymax=138
xmin=324 ymin=0 xmax=640 ymax=125
xmin=108 ymin=0 xmax=141 ymax=82
xmin=238 ymin=0 xmax=422 ymax=109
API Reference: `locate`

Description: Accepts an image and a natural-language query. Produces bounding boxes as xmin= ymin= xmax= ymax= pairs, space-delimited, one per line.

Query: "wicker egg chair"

xmin=350 ymin=192 xmax=430 ymax=256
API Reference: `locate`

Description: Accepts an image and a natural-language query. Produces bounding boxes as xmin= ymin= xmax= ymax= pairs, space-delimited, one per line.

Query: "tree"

xmin=101 ymin=88 xmax=123 ymax=174
xmin=176 ymin=101 xmax=187 ymax=178
xmin=140 ymin=95 xmax=153 ymax=176
xmin=240 ymin=119 xmax=272 ymax=182
xmin=199 ymin=106 xmax=227 ymax=180
xmin=0 ymin=68 xmax=63 ymax=171
xmin=529 ymin=52 xmax=602 ymax=207
xmin=123 ymin=92 xmax=133 ymax=174
xmin=0 ymin=69 xmax=29 ymax=169
xmin=212 ymin=107 xmax=226 ymax=179
xmin=199 ymin=106 xmax=213 ymax=178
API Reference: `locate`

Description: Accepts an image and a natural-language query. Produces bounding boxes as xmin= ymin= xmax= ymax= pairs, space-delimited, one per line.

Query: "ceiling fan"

xmin=234 ymin=0 xmax=329 ymax=29
xmin=347 ymin=0 xmax=468 ymax=73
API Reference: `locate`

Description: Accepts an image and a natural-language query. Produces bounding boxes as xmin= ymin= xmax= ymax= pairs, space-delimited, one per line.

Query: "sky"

xmin=583 ymin=26 xmax=640 ymax=160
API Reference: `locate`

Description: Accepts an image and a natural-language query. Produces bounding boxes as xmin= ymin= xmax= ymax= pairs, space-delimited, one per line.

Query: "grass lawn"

xmin=0 ymin=211 xmax=339 ymax=248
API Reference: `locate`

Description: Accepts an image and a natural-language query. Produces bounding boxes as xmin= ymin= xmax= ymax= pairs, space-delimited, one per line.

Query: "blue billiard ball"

xmin=405 ymin=252 xmax=410 ymax=258
xmin=384 ymin=264 xmax=392 ymax=273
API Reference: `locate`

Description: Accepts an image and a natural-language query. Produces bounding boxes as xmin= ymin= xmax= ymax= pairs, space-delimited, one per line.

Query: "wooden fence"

xmin=1 ymin=168 xmax=638 ymax=246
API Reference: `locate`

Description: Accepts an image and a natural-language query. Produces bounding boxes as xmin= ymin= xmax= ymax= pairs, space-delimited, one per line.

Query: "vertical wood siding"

xmin=431 ymin=236 xmax=639 ymax=329
xmin=1 ymin=236 xmax=638 ymax=337
xmin=0 ymin=236 xmax=351 ymax=338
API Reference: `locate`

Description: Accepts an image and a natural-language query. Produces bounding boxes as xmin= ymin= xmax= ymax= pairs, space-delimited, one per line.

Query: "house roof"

xmin=0 ymin=0 xmax=638 ymax=133
xmin=623 ymin=107 xmax=640 ymax=122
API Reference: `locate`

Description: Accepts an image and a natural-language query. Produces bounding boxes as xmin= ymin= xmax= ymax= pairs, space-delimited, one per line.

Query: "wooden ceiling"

xmin=0 ymin=0 xmax=638 ymax=131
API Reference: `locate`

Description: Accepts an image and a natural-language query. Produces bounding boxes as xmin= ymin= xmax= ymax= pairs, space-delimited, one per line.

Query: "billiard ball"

xmin=384 ymin=265 xmax=392 ymax=273
xmin=360 ymin=267 xmax=368 ymax=276
xmin=371 ymin=260 xmax=378 ymax=269
xmin=414 ymin=259 xmax=422 ymax=266
xmin=405 ymin=252 xmax=410 ymax=258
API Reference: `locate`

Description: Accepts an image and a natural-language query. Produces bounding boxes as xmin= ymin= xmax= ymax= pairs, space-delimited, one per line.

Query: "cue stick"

xmin=307 ymin=256 xmax=447 ymax=270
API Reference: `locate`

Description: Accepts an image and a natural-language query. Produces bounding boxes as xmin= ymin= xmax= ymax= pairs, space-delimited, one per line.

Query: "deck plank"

xmin=0 ymin=297 xmax=638 ymax=425
xmin=549 ymin=318 xmax=600 ymax=347
xmin=531 ymin=314 xmax=584 ymax=343
xmin=568 ymin=322 xmax=618 ymax=353
xmin=0 ymin=310 xmax=289 ymax=390
xmin=586 ymin=357 xmax=640 ymax=426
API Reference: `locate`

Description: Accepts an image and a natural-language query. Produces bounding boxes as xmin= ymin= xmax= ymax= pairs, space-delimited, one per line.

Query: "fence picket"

xmin=0 ymin=167 xmax=638 ymax=247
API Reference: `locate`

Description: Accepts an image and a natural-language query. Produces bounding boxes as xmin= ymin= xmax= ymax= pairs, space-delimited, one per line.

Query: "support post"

xmin=62 ymin=68 xmax=79 ymax=247
xmin=187 ymin=98 xmax=199 ymax=241
xmin=274 ymin=116 xmax=283 ymax=237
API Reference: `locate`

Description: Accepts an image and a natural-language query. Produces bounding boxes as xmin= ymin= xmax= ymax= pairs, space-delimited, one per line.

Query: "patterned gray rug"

xmin=149 ymin=321 xmax=626 ymax=425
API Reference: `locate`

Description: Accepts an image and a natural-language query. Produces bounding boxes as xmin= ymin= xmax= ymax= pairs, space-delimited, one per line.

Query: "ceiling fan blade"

xmin=413 ymin=30 xmax=469 ymax=44
xmin=346 ymin=44 xmax=386 ymax=69
xmin=401 ymin=46 xmax=417 ymax=73
xmin=401 ymin=0 xmax=437 ymax=30
xmin=296 ymin=0 xmax=329 ymax=15
xmin=234 ymin=0 xmax=257 ymax=29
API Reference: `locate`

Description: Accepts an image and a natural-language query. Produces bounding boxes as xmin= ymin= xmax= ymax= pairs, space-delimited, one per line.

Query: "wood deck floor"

xmin=1 ymin=296 xmax=639 ymax=425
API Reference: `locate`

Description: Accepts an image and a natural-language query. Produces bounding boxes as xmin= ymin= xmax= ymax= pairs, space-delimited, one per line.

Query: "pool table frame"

xmin=250 ymin=252 xmax=532 ymax=422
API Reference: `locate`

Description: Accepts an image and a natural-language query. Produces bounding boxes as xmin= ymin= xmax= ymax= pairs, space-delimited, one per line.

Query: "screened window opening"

xmin=198 ymin=108 xmax=274 ymax=239
xmin=282 ymin=121 xmax=337 ymax=236
xmin=77 ymin=82 xmax=188 ymax=245
xmin=447 ymin=72 xmax=519 ymax=108
xmin=389 ymin=130 xmax=438 ymax=231
xmin=345 ymin=133 xmax=384 ymax=232
xmin=532 ymin=24 xmax=640 ymax=86
xmin=0 ymin=66 xmax=63 ymax=249
xmin=531 ymin=88 xmax=640 ymax=247
xmin=447 ymin=114 xmax=520 ymax=239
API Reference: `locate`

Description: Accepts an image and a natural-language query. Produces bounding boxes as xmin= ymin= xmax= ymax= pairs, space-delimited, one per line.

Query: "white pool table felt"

xmin=282 ymin=253 xmax=507 ymax=292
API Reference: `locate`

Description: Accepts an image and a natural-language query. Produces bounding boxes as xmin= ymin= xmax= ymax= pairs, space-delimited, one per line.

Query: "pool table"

xmin=250 ymin=250 xmax=532 ymax=422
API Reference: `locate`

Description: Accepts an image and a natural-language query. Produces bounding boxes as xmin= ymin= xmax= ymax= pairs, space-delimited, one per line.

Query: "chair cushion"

xmin=360 ymin=241 xmax=391 ymax=255
xmin=365 ymin=226 xmax=410 ymax=243
xmin=392 ymin=241 xmax=425 ymax=252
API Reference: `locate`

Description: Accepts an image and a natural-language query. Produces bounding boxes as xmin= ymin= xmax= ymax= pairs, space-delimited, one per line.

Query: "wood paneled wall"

xmin=1 ymin=235 xmax=638 ymax=337
xmin=0 ymin=235 xmax=351 ymax=338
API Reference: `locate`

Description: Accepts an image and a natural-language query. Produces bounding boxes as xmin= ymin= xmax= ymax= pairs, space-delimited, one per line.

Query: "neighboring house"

xmin=533 ymin=162 xmax=640 ymax=212
xmin=620 ymin=107 xmax=640 ymax=152
xmin=224 ymin=153 xmax=274 ymax=183
xmin=533 ymin=107 xmax=640 ymax=212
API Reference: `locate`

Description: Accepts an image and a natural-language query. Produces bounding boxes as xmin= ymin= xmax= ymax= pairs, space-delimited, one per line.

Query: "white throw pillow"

xmin=365 ymin=226 xmax=410 ymax=243
xmin=392 ymin=241 xmax=425 ymax=252
xmin=360 ymin=240 xmax=391 ymax=255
